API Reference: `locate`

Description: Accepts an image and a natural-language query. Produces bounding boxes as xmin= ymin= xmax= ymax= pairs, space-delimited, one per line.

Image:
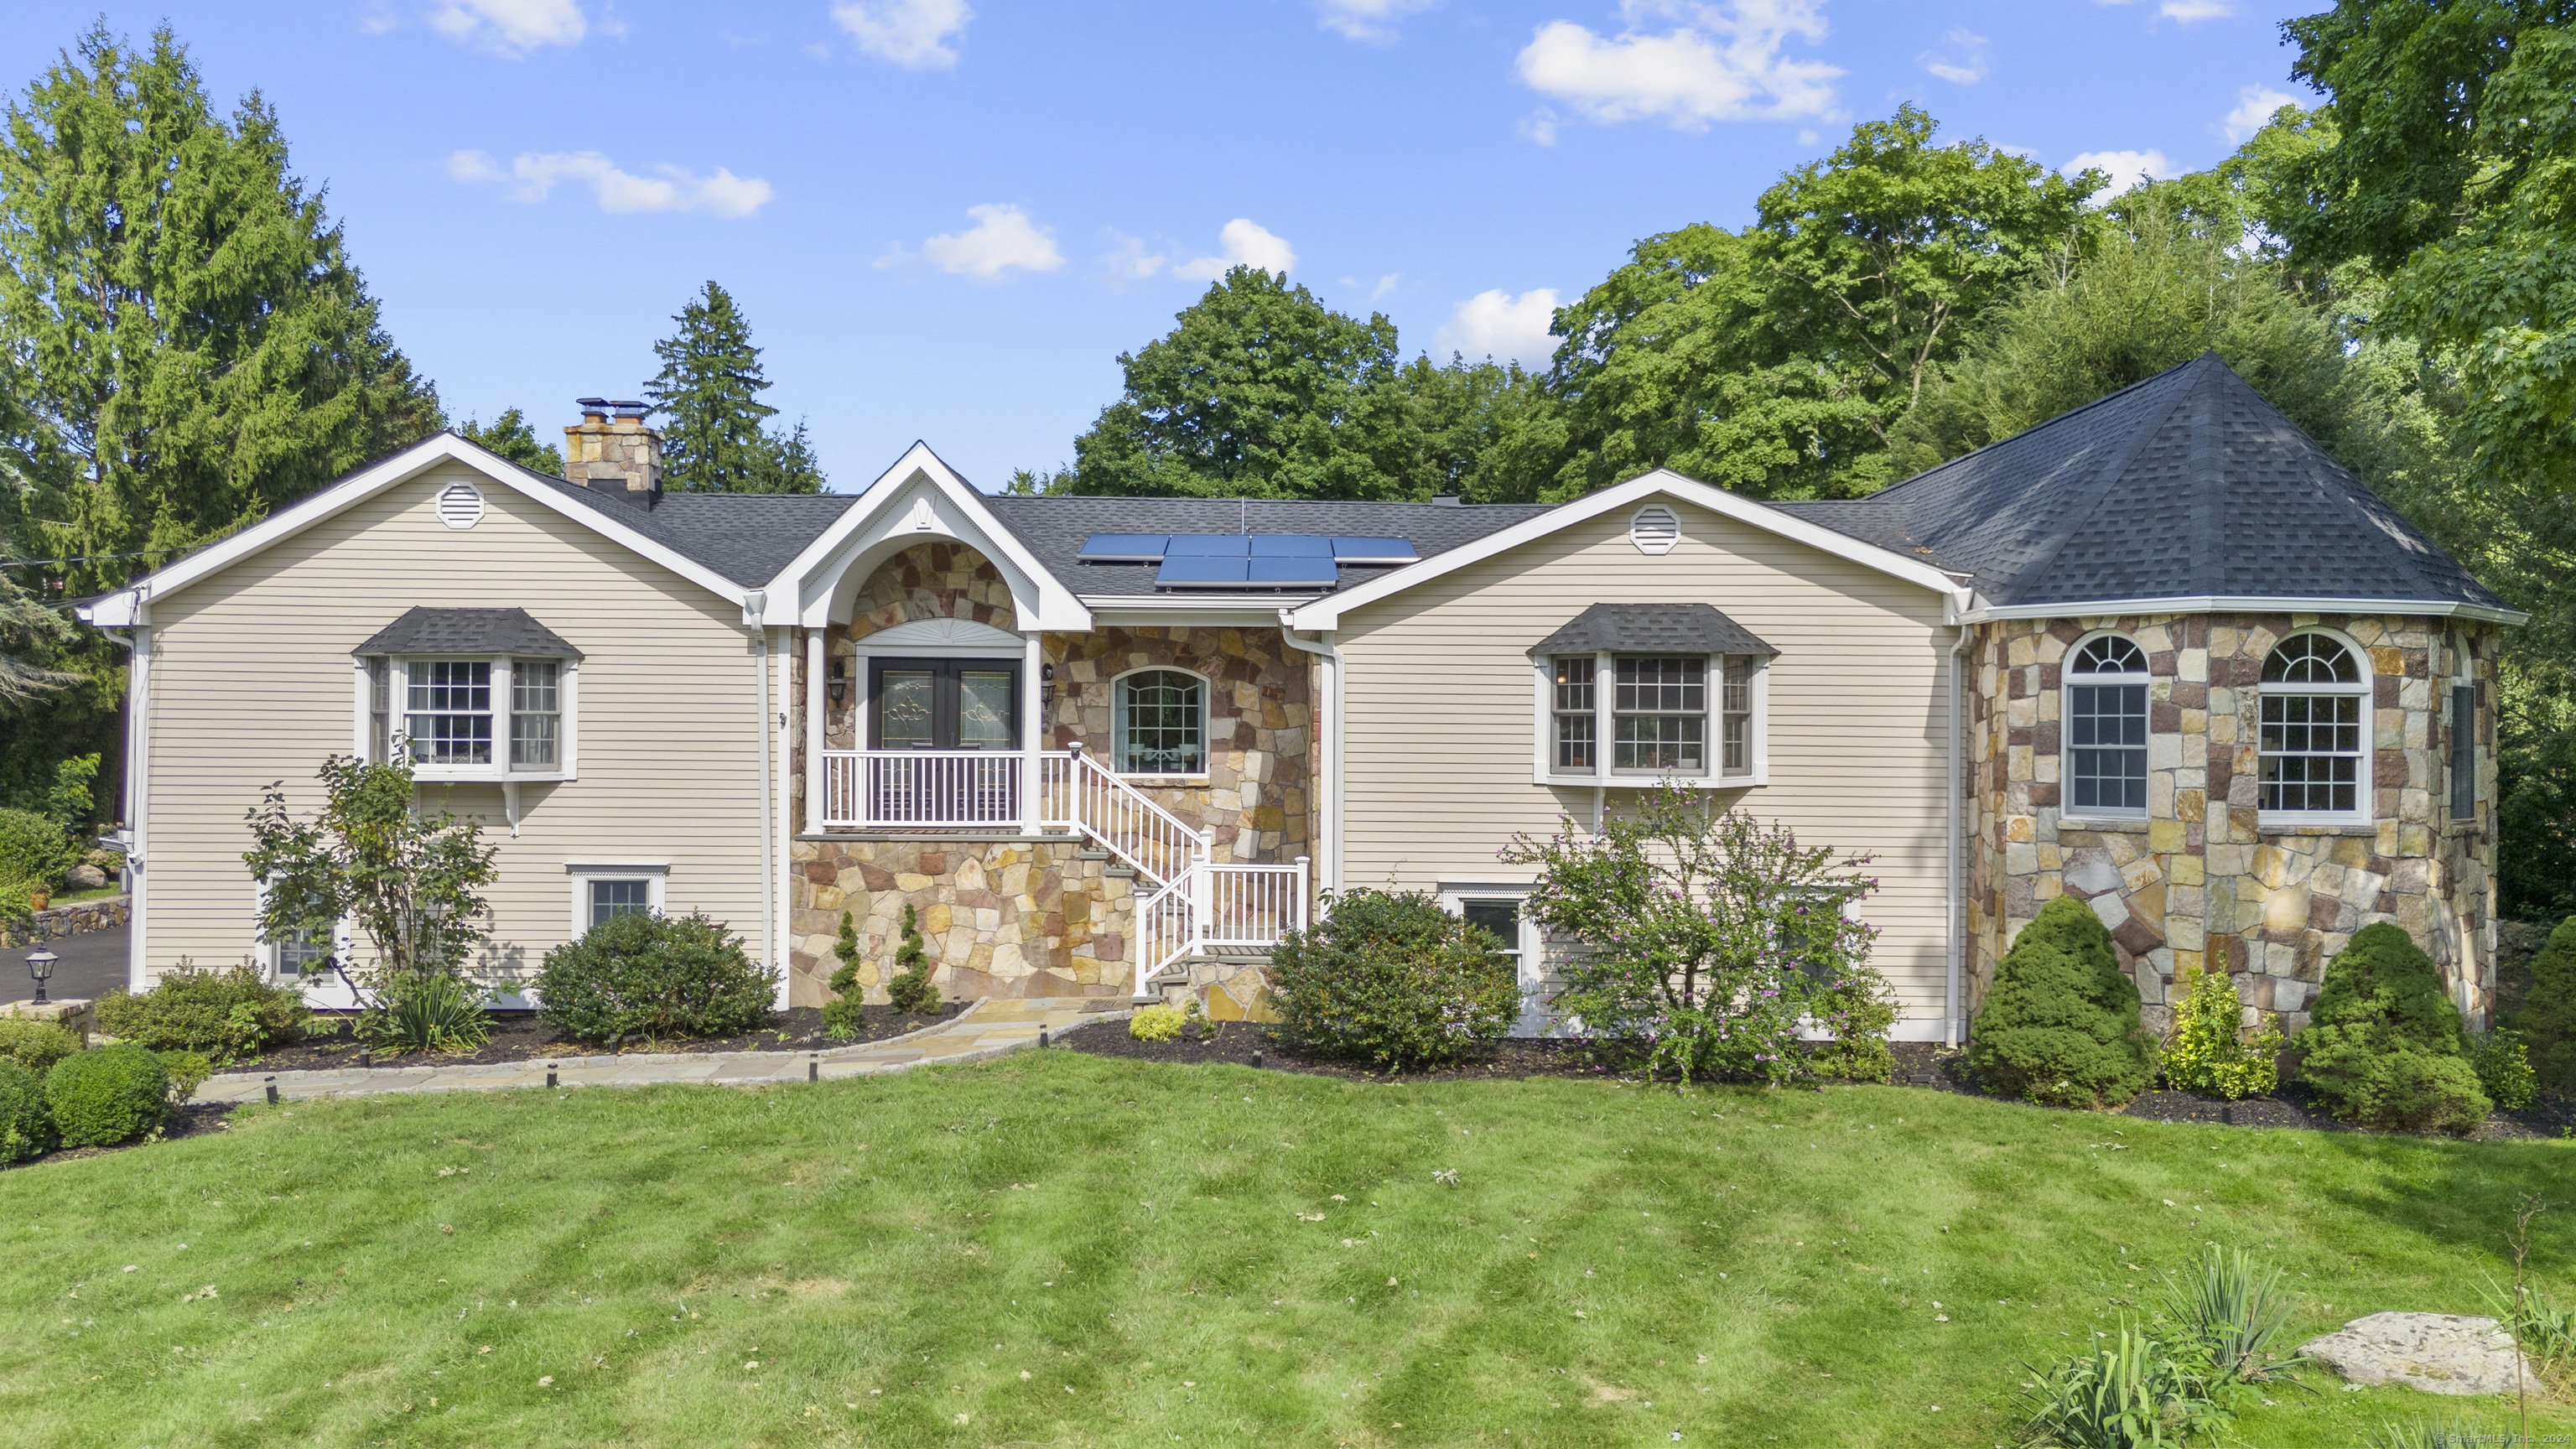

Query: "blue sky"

xmin=3 ymin=0 xmax=2322 ymax=493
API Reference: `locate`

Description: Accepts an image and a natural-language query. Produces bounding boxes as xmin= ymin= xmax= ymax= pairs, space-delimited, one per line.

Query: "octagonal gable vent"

xmin=436 ymin=481 xmax=486 ymax=530
xmin=1629 ymin=503 xmax=1679 ymax=556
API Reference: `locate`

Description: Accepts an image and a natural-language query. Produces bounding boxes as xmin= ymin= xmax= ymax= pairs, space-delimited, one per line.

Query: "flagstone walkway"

xmin=195 ymin=998 xmax=1124 ymax=1105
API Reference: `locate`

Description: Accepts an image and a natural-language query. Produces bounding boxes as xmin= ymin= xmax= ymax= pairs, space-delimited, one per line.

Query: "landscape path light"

xmin=23 ymin=946 xmax=55 ymax=1004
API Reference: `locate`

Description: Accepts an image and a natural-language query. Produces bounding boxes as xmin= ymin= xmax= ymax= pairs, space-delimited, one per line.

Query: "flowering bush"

xmin=1500 ymin=783 xmax=1894 ymax=1087
xmin=2162 ymin=965 xmax=2283 ymax=1099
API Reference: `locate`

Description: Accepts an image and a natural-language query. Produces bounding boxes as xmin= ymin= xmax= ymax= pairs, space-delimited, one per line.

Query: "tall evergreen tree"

xmin=0 ymin=22 xmax=443 ymax=600
xmin=454 ymin=408 xmax=563 ymax=475
xmin=642 ymin=281 xmax=821 ymax=493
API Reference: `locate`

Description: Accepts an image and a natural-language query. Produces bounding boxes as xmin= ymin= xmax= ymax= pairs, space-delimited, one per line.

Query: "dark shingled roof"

xmin=353 ymin=606 xmax=583 ymax=658
xmin=1528 ymin=603 xmax=1777 ymax=657
xmin=1769 ymin=352 xmax=2506 ymax=612
xmin=516 ymin=466 xmax=865 ymax=587
xmin=980 ymin=496 xmax=1555 ymax=595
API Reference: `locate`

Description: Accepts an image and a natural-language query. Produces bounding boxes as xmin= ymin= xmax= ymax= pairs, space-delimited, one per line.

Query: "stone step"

xmin=1074 ymin=848 xmax=1113 ymax=861
xmin=1104 ymin=863 xmax=1137 ymax=878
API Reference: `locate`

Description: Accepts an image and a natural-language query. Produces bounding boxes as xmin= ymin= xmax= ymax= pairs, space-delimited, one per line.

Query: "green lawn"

xmin=0 ymin=1052 xmax=2568 ymax=1448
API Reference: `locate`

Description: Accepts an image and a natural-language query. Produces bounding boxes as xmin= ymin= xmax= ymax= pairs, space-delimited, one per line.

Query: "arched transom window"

xmin=2259 ymin=633 xmax=2369 ymax=818
xmin=2066 ymin=634 xmax=2149 ymax=816
xmin=1114 ymin=669 xmax=1207 ymax=775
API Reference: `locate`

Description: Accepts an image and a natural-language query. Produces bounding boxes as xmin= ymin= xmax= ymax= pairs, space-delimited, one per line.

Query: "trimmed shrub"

xmin=1967 ymin=896 xmax=2158 ymax=1108
xmin=0 ymin=1058 xmax=53 ymax=1161
xmin=44 ymin=1044 xmax=169 ymax=1147
xmin=2296 ymin=922 xmax=2490 ymax=1134
xmin=823 ymin=911 xmax=867 ymax=1037
xmin=883 ymin=904 xmax=937 ymax=1015
xmin=2163 ymin=964 xmax=2283 ymax=1099
xmin=2473 ymin=1031 xmax=2537 ymax=1111
xmin=0 ymin=1017 xmax=81 ymax=1077
xmin=534 ymin=911 xmax=779 ymax=1045
xmin=2514 ymin=916 xmax=2576 ymax=1092
xmin=94 ymin=963 xmax=309 ymax=1064
xmin=1267 ymin=887 xmax=1519 ymax=1070
xmin=0 ymin=807 xmax=76 ymax=891
xmin=1129 ymin=1003 xmax=1187 ymax=1041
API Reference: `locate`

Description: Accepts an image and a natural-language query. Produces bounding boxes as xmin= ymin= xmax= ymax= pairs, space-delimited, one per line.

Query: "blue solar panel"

xmin=1249 ymin=535 xmax=1334 ymax=558
xmin=1078 ymin=533 xmax=1169 ymax=562
xmin=1155 ymin=556 xmax=1252 ymax=587
xmin=1164 ymin=534 xmax=1250 ymax=557
xmin=1247 ymin=558 xmax=1341 ymax=586
xmin=1332 ymin=536 xmax=1418 ymax=564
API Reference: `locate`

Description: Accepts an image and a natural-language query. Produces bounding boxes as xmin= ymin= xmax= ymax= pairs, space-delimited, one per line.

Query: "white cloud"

xmin=1436 ymin=288 xmax=1561 ymax=369
xmin=917 ymin=204 xmax=1065 ymax=278
xmin=1317 ymin=0 xmax=1438 ymax=43
xmin=1371 ymin=273 xmax=1400 ymax=302
xmin=2096 ymin=0 xmax=2236 ymax=22
xmin=1514 ymin=0 xmax=1842 ymax=136
xmin=427 ymin=0 xmax=590 ymax=54
xmin=1174 ymin=219 xmax=1297 ymax=281
xmin=1102 ymin=234 xmax=1167 ymax=281
xmin=2222 ymin=85 xmax=2301 ymax=143
xmin=2061 ymin=148 xmax=2179 ymax=195
xmin=447 ymin=149 xmax=774 ymax=216
xmin=1918 ymin=27 xmax=1986 ymax=86
xmin=831 ymin=0 xmax=972 ymax=69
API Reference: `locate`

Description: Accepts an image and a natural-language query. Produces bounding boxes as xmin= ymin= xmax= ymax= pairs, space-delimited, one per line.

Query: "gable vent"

xmin=436 ymin=481 xmax=485 ymax=530
xmin=1629 ymin=503 xmax=1679 ymax=556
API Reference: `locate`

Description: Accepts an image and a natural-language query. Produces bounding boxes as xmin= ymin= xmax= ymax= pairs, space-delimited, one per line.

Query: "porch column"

xmin=1021 ymin=631 xmax=1044 ymax=833
xmin=804 ymin=627 xmax=827 ymax=831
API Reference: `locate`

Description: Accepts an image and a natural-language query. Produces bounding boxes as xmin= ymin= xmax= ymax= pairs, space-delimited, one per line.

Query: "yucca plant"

xmin=2484 ymin=1273 xmax=2576 ymax=1389
xmin=2158 ymin=1246 xmax=2304 ymax=1387
xmin=2018 ymin=1324 xmax=2225 ymax=1448
xmin=358 ymin=972 xmax=493 ymax=1055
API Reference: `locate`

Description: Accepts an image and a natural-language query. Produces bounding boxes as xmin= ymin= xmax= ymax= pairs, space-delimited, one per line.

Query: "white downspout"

xmin=1278 ymin=615 xmax=1338 ymax=895
xmin=95 ymin=622 xmax=146 ymax=992
xmin=746 ymin=592 xmax=783 ymax=1011
xmin=775 ymin=631 xmax=795 ymax=1010
xmin=1947 ymin=621 xmax=1971 ymax=1047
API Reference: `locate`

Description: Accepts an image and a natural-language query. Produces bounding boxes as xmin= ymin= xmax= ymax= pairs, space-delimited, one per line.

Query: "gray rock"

xmin=2298 ymin=1312 xmax=2537 ymax=1397
xmin=2064 ymin=855 xmax=2124 ymax=897
xmin=65 ymin=863 xmax=107 ymax=891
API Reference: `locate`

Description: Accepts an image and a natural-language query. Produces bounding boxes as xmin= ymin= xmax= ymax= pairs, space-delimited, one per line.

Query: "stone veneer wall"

xmin=1965 ymin=613 xmax=2500 ymax=1035
xmin=782 ymin=543 xmax=1317 ymax=1005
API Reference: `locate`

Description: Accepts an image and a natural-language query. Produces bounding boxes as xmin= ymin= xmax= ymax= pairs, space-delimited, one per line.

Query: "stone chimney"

xmin=564 ymin=397 xmax=662 ymax=503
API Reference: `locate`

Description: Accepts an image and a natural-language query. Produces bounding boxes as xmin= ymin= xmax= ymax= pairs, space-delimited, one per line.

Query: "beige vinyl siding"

xmin=1336 ymin=502 xmax=1957 ymax=1025
xmin=140 ymin=467 xmax=767 ymax=984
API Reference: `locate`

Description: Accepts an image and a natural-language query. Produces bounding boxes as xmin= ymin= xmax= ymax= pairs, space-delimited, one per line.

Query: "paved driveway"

xmin=0 ymin=924 xmax=127 ymax=1005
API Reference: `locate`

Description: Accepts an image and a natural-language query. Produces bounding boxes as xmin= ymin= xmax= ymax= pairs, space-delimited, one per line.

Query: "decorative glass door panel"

xmin=867 ymin=658 xmax=1021 ymax=823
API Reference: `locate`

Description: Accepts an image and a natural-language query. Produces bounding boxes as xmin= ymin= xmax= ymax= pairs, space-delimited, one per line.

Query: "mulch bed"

xmin=210 ymin=1003 xmax=968 ymax=1076
xmin=1067 ymin=1023 xmax=2574 ymax=1141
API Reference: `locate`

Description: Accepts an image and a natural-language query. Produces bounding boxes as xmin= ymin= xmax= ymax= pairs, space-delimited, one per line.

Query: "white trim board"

xmin=77 ymin=434 xmax=752 ymax=627
xmin=1963 ymin=595 xmax=2531 ymax=626
xmin=1289 ymin=470 xmax=1971 ymax=631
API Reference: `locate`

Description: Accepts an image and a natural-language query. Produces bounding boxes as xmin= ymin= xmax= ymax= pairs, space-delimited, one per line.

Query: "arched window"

xmin=2259 ymin=633 xmax=2369 ymax=818
xmin=2065 ymin=633 xmax=2149 ymax=816
xmin=1114 ymin=668 xmax=1207 ymax=775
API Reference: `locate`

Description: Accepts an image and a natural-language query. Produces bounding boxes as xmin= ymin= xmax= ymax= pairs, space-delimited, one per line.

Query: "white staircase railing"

xmin=1038 ymin=745 xmax=1202 ymax=886
xmin=819 ymin=750 xmax=1023 ymax=829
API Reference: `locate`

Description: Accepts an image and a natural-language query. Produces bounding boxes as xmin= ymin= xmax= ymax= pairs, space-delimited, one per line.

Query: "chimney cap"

xmin=607 ymin=399 xmax=648 ymax=413
xmin=576 ymin=397 xmax=608 ymax=408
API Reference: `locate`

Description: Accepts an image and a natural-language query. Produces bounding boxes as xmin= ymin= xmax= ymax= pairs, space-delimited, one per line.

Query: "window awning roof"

xmin=1527 ymin=602 xmax=1777 ymax=658
xmin=352 ymin=606 xmax=583 ymax=659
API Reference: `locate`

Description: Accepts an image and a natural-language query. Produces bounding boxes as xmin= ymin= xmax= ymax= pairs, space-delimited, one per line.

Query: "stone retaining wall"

xmin=788 ymin=837 xmax=1134 ymax=1006
xmin=1 ymin=895 xmax=129 ymax=949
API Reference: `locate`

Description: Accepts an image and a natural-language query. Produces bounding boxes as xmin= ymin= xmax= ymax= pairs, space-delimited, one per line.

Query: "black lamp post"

xmin=25 ymin=947 xmax=56 ymax=1005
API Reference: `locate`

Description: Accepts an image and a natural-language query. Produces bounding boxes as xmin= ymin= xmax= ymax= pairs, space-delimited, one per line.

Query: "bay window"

xmin=352 ymin=607 xmax=581 ymax=782
xmin=1529 ymin=603 xmax=1776 ymax=788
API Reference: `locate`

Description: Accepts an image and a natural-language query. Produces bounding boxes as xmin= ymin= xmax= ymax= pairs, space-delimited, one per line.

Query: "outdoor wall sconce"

xmin=828 ymin=657 xmax=847 ymax=705
xmin=1041 ymin=662 xmax=1055 ymax=704
xmin=24 ymin=947 xmax=55 ymax=1005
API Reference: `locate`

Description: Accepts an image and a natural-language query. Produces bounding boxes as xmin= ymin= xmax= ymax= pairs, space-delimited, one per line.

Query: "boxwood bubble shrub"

xmin=1265 ymin=887 xmax=1519 ymax=1070
xmin=44 ymin=1043 xmax=170 ymax=1148
xmin=0 ymin=1058 xmax=54 ymax=1161
xmin=2295 ymin=922 xmax=2490 ymax=1135
xmin=1967 ymin=895 xmax=2158 ymax=1108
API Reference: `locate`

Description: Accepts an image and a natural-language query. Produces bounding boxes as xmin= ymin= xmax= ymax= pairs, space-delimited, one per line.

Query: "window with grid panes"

xmin=512 ymin=660 xmax=560 ymax=768
xmin=1114 ymin=669 xmax=1205 ymax=774
xmin=1720 ymin=657 xmax=1752 ymax=774
xmin=589 ymin=878 xmax=651 ymax=928
xmin=1552 ymin=657 xmax=1597 ymax=771
xmin=1613 ymin=656 xmax=1705 ymax=771
xmin=407 ymin=661 xmax=491 ymax=764
xmin=2066 ymin=635 xmax=2150 ymax=814
xmin=2259 ymin=634 xmax=2367 ymax=815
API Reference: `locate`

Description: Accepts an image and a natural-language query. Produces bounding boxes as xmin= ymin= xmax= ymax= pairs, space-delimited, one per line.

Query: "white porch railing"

xmin=813 ymin=745 xmax=1310 ymax=996
xmin=819 ymin=750 xmax=1025 ymax=829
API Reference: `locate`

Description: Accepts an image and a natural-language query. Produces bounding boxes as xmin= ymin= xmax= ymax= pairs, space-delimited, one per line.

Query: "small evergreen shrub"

xmin=2471 ymin=1031 xmax=2537 ymax=1111
xmin=44 ymin=1044 xmax=169 ymax=1147
xmin=1129 ymin=1003 xmax=1187 ymax=1041
xmin=2163 ymin=965 xmax=2283 ymax=1099
xmin=0 ymin=807 xmax=76 ymax=891
xmin=2296 ymin=922 xmax=2490 ymax=1134
xmin=94 ymin=962 xmax=309 ymax=1064
xmin=2513 ymin=916 xmax=2576 ymax=1092
xmin=0 ymin=1058 xmax=54 ymax=1161
xmin=823 ymin=911 xmax=867 ymax=1036
xmin=0 ymin=1017 xmax=81 ymax=1077
xmin=883 ymin=905 xmax=938 ymax=1015
xmin=536 ymin=911 xmax=778 ymax=1045
xmin=1967 ymin=896 xmax=2158 ymax=1108
xmin=1266 ymin=888 xmax=1519 ymax=1070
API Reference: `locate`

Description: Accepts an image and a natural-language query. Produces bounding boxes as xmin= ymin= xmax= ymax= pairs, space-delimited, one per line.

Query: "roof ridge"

xmin=1869 ymin=351 xmax=2206 ymax=502
xmin=1977 ymin=354 xmax=2215 ymax=606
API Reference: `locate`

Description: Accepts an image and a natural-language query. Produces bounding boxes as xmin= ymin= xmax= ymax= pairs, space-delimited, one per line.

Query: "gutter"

xmin=1961 ymin=595 xmax=2530 ymax=627
xmin=1947 ymin=622 xmax=1971 ymax=1048
xmin=1277 ymin=613 xmax=1339 ymax=897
